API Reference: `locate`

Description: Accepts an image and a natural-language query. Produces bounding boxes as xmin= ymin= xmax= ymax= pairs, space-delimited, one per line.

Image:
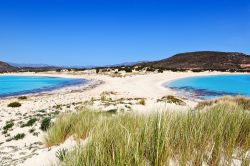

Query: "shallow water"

xmin=0 ymin=76 xmax=86 ymax=97
xmin=166 ymin=74 xmax=250 ymax=99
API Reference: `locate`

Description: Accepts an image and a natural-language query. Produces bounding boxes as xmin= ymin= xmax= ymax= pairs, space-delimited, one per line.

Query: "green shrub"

xmin=29 ymin=128 xmax=35 ymax=133
xmin=21 ymin=118 xmax=37 ymax=127
xmin=3 ymin=120 xmax=14 ymax=131
xmin=18 ymin=96 xmax=27 ymax=100
xmin=7 ymin=102 xmax=21 ymax=108
xmin=158 ymin=69 xmax=164 ymax=73
xmin=96 ymin=68 xmax=100 ymax=73
xmin=40 ymin=117 xmax=51 ymax=131
xmin=124 ymin=67 xmax=132 ymax=72
xmin=13 ymin=133 xmax=25 ymax=140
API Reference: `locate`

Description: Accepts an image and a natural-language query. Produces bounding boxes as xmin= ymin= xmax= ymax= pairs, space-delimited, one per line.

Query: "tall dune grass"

xmin=44 ymin=107 xmax=104 ymax=147
xmin=45 ymin=98 xmax=250 ymax=165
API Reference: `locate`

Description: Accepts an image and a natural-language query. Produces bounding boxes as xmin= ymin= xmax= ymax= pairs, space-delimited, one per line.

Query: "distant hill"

xmin=0 ymin=61 xmax=63 ymax=73
xmin=138 ymin=51 xmax=250 ymax=71
xmin=0 ymin=61 xmax=17 ymax=72
xmin=2 ymin=51 xmax=250 ymax=73
xmin=9 ymin=62 xmax=54 ymax=68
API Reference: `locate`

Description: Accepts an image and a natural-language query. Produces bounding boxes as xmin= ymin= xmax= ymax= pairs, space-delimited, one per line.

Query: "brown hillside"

xmin=139 ymin=51 xmax=250 ymax=71
xmin=0 ymin=61 xmax=17 ymax=72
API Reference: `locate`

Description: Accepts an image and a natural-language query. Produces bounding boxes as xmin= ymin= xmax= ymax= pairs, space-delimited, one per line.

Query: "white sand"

xmin=0 ymin=71 xmax=241 ymax=165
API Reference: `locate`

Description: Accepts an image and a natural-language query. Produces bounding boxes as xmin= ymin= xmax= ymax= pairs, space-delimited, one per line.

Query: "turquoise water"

xmin=166 ymin=75 xmax=250 ymax=99
xmin=0 ymin=76 xmax=86 ymax=97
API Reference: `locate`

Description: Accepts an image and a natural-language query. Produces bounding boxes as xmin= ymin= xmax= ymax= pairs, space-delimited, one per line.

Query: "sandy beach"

xmin=0 ymin=71 xmax=243 ymax=165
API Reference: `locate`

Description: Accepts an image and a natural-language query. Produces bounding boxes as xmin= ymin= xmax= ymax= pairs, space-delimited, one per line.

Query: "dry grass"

xmin=196 ymin=96 xmax=250 ymax=110
xmin=157 ymin=95 xmax=186 ymax=105
xmin=45 ymin=98 xmax=250 ymax=165
xmin=44 ymin=107 xmax=106 ymax=147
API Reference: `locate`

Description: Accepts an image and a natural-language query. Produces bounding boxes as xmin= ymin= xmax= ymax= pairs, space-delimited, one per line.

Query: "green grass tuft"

xmin=44 ymin=108 xmax=102 ymax=147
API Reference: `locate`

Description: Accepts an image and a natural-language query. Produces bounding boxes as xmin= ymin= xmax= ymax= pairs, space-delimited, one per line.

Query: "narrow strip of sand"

xmin=0 ymin=71 xmax=244 ymax=165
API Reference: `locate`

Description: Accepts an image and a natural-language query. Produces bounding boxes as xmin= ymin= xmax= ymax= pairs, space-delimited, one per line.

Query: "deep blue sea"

xmin=0 ymin=76 xmax=85 ymax=97
xmin=166 ymin=75 xmax=250 ymax=99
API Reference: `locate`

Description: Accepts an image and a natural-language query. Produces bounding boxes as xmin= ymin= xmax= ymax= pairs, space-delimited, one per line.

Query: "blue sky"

xmin=0 ymin=0 xmax=249 ymax=66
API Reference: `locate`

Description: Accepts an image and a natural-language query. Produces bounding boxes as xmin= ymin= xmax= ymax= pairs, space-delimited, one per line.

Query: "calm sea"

xmin=166 ymin=74 xmax=250 ymax=99
xmin=0 ymin=76 xmax=86 ymax=97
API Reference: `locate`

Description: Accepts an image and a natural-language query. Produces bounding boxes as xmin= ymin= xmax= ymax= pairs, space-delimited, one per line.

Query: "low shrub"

xmin=40 ymin=117 xmax=51 ymax=131
xmin=138 ymin=98 xmax=146 ymax=105
xmin=29 ymin=128 xmax=35 ymax=133
xmin=13 ymin=133 xmax=25 ymax=140
xmin=2 ymin=120 xmax=14 ymax=134
xmin=158 ymin=95 xmax=186 ymax=105
xmin=158 ymin=69 xmax=164 ymax=73
xmin=124 ymin=67 xmax=132 ymax=73
xmin=96 ymin=68 xmax=100 ymax=74
xmin=18 ymin=96 xmax=27 ymax=100
xmin=3 ymin=120 xmax=14 ymax=131
xmin=7 ymin=102 xmax=21 ymax=108
xmin=21 ymin=118 xmax=37 ymax=127
xmin=54 ymin=104 xmax=62 ymax=110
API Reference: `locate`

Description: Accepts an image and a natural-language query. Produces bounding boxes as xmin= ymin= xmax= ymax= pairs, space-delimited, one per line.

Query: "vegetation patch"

xmin=101 ymin=91 xmax=117 ymax=96
xmin=3 ymin=120 xmax=14 ymax=131
xmin=56 ymin=148 xmax=67 ymax=162
xmin=44 ymin=99 xmax=250 ymax=165
xmin=138 ymin=98 xmax=146 ymax=105
xmin=21 ymin=118 xmax=37 ymax=127
xmin=44 ymin=108 xmax=102 ymax=147
xmin=2 ymin=120 xmax=14 ymax=134
xmin=106 ymin=109 xmax=118 ymax=114
xmin=29 ymin=128 xmax=35 ymax=133
xmin=12 ymin=133 xmax=25 ymax=140
xmin=18 ymin=96 xmax=27 ymax=100
xmin=196 ymin=96 xmax=250 ymax=110
xmin=157 ymin=95 xmax=186 ymax=105
xmin=7 ymin=102 xmax=21 ymax=108
xmin=53 ymin=104 xmax=62 ymax=110
xmin=40 ymin=117 xmax=52 ymax=131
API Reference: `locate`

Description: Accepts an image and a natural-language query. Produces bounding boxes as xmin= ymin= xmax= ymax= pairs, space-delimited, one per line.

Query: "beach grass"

xmin=45 ymin=97 xmax=250 ymax=165
xmin=44 ymin=107 xmax=105 ymax=147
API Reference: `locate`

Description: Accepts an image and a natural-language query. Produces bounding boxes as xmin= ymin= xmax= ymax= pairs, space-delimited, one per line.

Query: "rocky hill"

xmin=0 ymin=61 xmax=17 ymax=73
xmin=139 ymin=51 xmax=250 ymax=71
